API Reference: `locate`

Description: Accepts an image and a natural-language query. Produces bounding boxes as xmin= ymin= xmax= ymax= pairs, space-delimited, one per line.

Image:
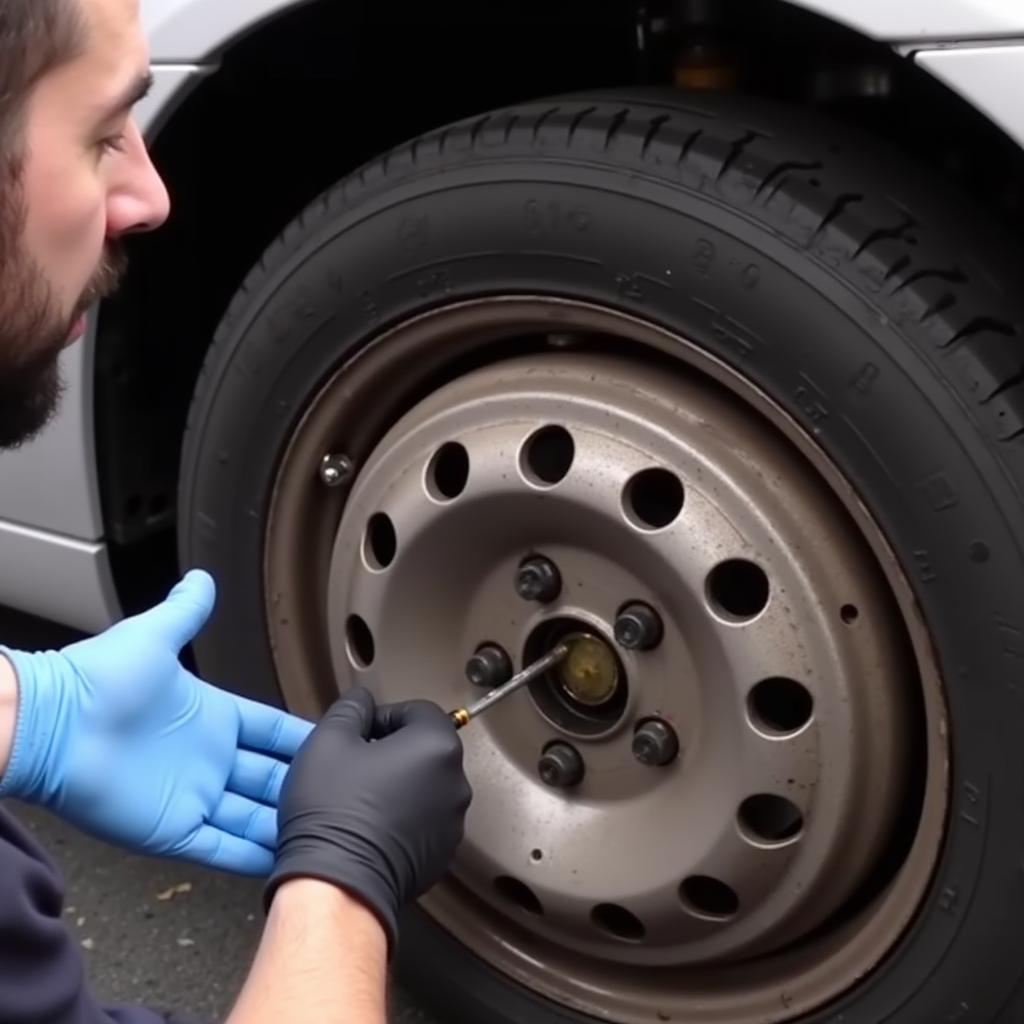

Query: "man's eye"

xmin=98 ymin=132 xmax=127 ymax=155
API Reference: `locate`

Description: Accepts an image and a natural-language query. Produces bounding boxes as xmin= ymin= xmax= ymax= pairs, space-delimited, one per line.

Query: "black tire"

xmin=179 ymin=87 xmax=1024 ymax=1023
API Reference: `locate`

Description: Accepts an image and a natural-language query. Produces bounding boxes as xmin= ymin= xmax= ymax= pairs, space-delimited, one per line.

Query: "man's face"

xmin=0 ymin=0 xmax=170 ymax=449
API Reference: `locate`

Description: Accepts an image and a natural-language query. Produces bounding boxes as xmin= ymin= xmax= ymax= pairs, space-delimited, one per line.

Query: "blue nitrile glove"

xmin=0 ymin=569 xmax=313 ymax=876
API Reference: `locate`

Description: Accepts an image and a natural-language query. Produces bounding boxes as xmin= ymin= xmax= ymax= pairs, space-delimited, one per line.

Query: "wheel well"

xmin=96 ymin=0 xmax=1024 ymax=613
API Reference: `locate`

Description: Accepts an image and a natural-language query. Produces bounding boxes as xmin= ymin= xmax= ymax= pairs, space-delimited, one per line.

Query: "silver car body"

xmin=3 ymin=0 xmax=1023 ymax=632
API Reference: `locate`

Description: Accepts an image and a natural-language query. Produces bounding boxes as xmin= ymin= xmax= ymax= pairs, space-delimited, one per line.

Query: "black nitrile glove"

xmin=265 ymin=687 xmax=473 ymax=953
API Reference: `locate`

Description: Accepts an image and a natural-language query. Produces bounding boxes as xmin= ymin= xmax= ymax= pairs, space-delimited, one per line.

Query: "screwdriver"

xmin=450 ymin=642 xmax=571 ymax=730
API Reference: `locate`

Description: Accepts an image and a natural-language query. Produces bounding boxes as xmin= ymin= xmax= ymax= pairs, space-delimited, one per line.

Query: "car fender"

xmin=787 ymin=0 xmax=1024 ymax=41
xmin=142 ymin=0 xmax=316 ymax=62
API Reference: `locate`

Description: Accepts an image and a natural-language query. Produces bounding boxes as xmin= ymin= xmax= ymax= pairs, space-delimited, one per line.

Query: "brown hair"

xmin=0 ymin=0 xmax=87 ymax=176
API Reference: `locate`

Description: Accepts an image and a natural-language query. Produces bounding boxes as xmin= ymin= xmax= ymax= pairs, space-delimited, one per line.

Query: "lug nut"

xmin=465 ymin=644 xmax=514 ymax=689
xmin=538 ymin=742 xmax=585 ymax=788
xmin=515 ymin=557 xmax=562 ymax=603
xmin=632 ymin=718 xmax=679 ymax=767
xmin=614 ymin=602 xmax=664 ymax=651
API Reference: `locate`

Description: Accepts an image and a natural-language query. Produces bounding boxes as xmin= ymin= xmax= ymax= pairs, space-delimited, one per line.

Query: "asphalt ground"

xmin=0 ymin=605 xmax=442 ymax=1024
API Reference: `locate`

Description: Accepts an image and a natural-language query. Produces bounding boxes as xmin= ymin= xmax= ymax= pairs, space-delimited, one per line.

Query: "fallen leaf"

xmin=176 ymin=937 xmax=195 ymax=948
xmin=156 ymin=882 xmax=193 ymax=902
xmin=76 ymin=917 xmax=86 ymax=928
xmin=81 ymin=938 xmax=95 ymax=951
xmin=65 ymin=906 xmax=76 ymax=915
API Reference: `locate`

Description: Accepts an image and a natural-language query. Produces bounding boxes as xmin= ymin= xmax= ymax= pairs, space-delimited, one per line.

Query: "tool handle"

xmin=449 ymin=643 xmax=569 ymax=730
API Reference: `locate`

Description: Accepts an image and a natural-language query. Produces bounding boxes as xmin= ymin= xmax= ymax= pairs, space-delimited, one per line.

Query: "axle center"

xmin=558 ymin=632 xmax=621 ymax=706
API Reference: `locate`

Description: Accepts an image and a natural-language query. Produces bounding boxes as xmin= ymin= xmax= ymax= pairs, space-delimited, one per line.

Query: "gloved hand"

xmin=0 ymin=570 xmax=313 ymax=876
xmin=266 ymin=687 xmax=473 ymax=953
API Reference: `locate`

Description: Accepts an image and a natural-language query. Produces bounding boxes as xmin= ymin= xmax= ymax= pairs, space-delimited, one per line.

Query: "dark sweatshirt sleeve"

xmin=0 ymin=804 xmax=203 ymax=1024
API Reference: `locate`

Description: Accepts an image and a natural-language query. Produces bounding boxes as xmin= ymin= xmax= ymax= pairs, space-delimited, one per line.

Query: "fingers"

xmin=372 ymin=699 xmax=453 ymax=740
xmin=227 ymin=749 xmax=288 ymax=806
xmin=208 ymin=791 xmax=278 ymax=850
xmin=234 ymin=688 xmax=376 ymax=760
xmin=175 ymin=825 xmax=274 ymax=877
xmin=322 ymin=687 xmax=376 ymax=740
xmin=233 ymin=694 xmax=315 ymax=757
xmin=146 ymin=569 xmax=217 ymax=652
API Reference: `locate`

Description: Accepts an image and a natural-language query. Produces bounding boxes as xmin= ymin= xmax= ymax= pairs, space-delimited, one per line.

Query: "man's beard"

xmin=0 ymin=230 xmax=127 ymax=451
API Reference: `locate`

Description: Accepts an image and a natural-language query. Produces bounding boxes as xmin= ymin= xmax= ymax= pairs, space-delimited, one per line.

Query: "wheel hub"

xmin=325 ymin=351 xmax=914 ymax=966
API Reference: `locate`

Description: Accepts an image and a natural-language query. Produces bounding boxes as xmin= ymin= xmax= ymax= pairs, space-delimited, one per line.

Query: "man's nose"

xmin=106 ymin=122 xmax=172 ymax=237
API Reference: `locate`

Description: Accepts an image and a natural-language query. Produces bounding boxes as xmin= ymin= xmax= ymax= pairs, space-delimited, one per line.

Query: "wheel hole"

xmin=680 ymin=876 xmax=739 ymax=919
xmin=707 ymin=560 xmax=770 ymax=619
xmin=522 ymin=425 xmax=575 ymax=485
xmin=624 ymin=468 xmax=684 ymax=530
xmin=364 ymin=513 xmax=397 ymax=569
xmin=748 ymin=678 xmax=814 ymax=734
xmin=739 ymin=794 xmax=803 ymax=843
xmin=840 ymin=603 xmax=859 ymax=624
xmin=494 ymin=876 xmax=543 ymax=915
xmin=591 ymin=903 xmax=645 ymax=942
xmin=346 ymin=615 xmax=375 ymax=668
xmin=428 ymin=442 xmax=470 ymax=500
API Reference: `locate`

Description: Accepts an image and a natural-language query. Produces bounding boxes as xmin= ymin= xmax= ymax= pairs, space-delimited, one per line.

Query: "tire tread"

xmin=183 ymin=94 xmax=1024 ymax=518
xmin=185 ymin=94 xmax=1024 ymax=513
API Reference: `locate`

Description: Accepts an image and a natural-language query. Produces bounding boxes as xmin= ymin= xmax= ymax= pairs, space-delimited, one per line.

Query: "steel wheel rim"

xmin=263 ymin=297 xmax=948 ymax=1024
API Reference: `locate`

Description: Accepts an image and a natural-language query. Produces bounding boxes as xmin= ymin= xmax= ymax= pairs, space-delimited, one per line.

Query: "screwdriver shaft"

xmin=451 ymin=643 xmax=570 ymax=729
